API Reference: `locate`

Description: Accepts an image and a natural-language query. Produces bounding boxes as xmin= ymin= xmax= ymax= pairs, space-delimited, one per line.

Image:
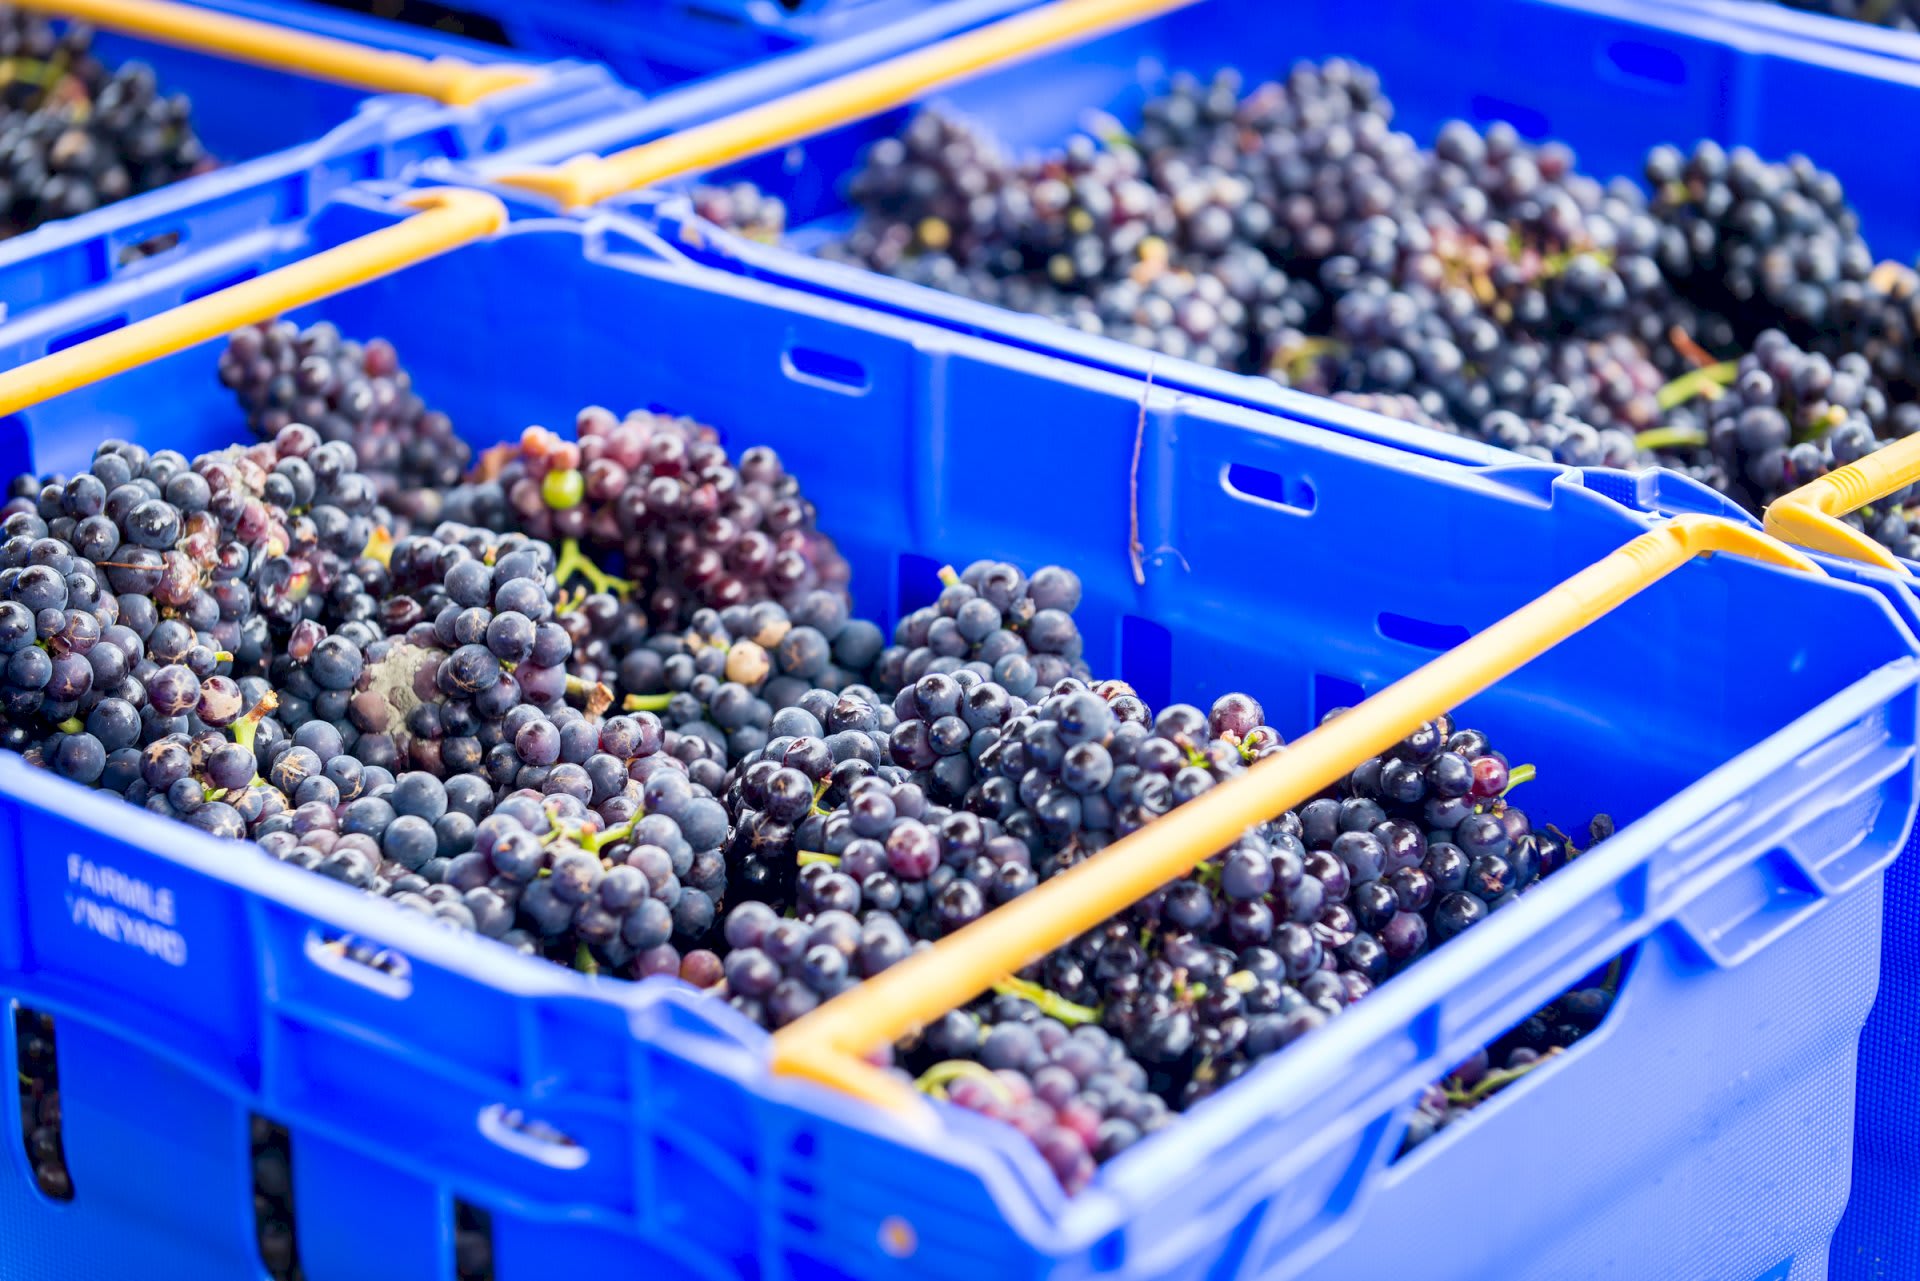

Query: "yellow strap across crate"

xmin=0 ymin=188 xmax=506 ymax=418
xmin=12 ymin=0 xmax=537 ymax=103
xmin=499 ymin=0 xmax=1205 ymax=208
xmin=770 ymin=516 xmax=1823 ymax=1111
xmin=1765 ymin=435 xmax=1920 ymax=571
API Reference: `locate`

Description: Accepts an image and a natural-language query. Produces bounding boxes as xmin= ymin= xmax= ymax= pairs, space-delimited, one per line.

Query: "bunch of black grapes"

xmin=221 ymin=321 xmax=469 ymax=529
xmin=0 ymin=9 xmax=210 ymax=237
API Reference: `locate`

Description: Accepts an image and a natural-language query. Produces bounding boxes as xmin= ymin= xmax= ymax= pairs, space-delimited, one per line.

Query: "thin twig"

xmin=1666 ymin=325 xmax=1717 ymax=372
xmin=1129 ymin=357 xmax=1156 ymax=587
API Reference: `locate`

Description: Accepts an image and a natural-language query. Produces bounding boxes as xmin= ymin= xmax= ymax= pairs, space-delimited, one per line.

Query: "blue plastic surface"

xmin=0 ymin=186 xmax=1911 ymax=1280
xmin=365 ymin=0 xmax=971 ymax=93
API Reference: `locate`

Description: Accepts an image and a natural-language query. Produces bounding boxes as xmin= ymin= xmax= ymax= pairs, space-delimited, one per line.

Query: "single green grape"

xmin=542 ymin=468 xmax=585 ymax=510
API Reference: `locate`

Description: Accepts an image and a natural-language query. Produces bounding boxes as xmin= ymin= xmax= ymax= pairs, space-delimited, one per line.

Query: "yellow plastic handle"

xmin=1764 ymin=434 xmax=1920 ymax=571
xmin=13 ymin=0 xmax=538 ymax=103
xmin=770 ymin=515 xmax=1822 ymax=1112
xmin=499 ymin=0 xmax=1202 ymax=208
xmin=0 ymin=187 xmax=505 ymax=419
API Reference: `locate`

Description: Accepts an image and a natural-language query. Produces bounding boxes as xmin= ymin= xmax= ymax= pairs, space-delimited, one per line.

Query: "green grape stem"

xmin=228 ymin=689 xmax=280 ymax=753
xmin=991 ymin=975 xmax=1101 ymax=1026
xmin=1654 ymin=360 xmax=1738 ymax=411
xmin=574 ymin=941 xmax=600 ymax=976
xmin=553 ymin=538 xmax=634 ymax=598
xmin=1444 ymin=1048 xmax=1562 ymax=1106
xmin=579 ymin=820 xmax=636 ymax=855
xmin=1633 ymin=425 xmax=1710 ymax=452
xmin=914 ymin=1059 xmax=1012 ymax=1104
xmin=623 ymin=692 xmax=674 ymax=713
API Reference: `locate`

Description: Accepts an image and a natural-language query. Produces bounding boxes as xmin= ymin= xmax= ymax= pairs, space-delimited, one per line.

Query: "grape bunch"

xmin=905 ymin=997 xmax=1174 ymax=1192
xmin=907 ymin=725 xmax=1607 ymax=1182
xmin=718 ymin=900 xmax=915 ymax=1030
xmin=860 ymin=70 xmax=1691 ymax=462
xmin=1646 ymin=141 xmax=1870 ymax=343
xmin=0 ymin=426 xmax=386 ymax=787
xmin=833 ymin=108 xmax=1016 ymax=277
xmin=999 ymin=701 xmax=1588 ymax=1096
xmin=875 ymin=561 xmax=1092 ymax=693
xmin=1684 ymin=328 xmax=1892 ymax=514
xmin=1345 ymin=119 xmax=1654 ymax=340
xmin=718 ymin=685 xmax=898 ymax=911
xmin=1276 ymin=281 xmax=1645 ymax=466
xmin=0 ymin=10 xmax=209 ymax=237
xmin=445 ymin=410 xmax=851 ymax=631
xmin=220 ymin=321 xmax=469 ymax=528
xmin=710 ymin=564 xmax=1106 ymax=919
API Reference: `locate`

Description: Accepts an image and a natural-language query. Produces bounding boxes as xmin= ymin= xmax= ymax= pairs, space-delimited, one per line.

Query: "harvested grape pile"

xmin=1 ymin=318 xmax=1616 ymax=1207
xmin=693 ymin=60 xmax=1920 ymax=561
xmin=0 ymin=9 xmax=210 ymax=236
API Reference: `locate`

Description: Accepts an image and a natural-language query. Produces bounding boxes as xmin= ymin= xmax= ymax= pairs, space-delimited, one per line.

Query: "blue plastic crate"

xmin=0 ymin=185 xmax=1911 ymax=1280
xmin=0 ymin=0 xmax=649 ymax=322
xmin=462 ymin=0 xmax=1920 ymax=476
xmin=0 ymin=0 xmax=1068 ymax=325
